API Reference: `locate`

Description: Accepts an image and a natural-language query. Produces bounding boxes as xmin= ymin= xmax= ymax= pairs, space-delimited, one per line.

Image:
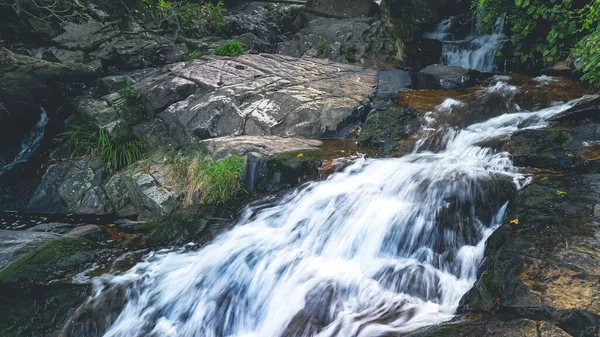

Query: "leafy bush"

xmin=317 ymin=41 xmax=330 ymax=57
xmin=214 ymin=40 xmax=245 ymax=56
xmin=61 ymin=124 xmax=145 ymax=173
xmin=184 ymin=49 xmax=205 ymax=60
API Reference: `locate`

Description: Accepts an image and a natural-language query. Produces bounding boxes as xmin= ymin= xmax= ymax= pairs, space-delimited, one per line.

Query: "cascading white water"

xmin=82 ymin=82 xmax=586 ymax=337
xmin=426 ymin=17 xmax=507 ymax=72
xmin=0 ymin=108 xmax=49 ymax=177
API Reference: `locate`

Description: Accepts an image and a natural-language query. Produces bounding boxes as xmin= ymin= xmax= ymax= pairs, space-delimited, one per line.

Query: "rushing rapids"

xmin=68 ymin=81 xmax=588 ymax=337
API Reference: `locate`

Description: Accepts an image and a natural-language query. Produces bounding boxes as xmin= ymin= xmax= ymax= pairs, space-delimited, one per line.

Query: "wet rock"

xmin=458 ymin=173 xmax=600 ymax=337
xmin=27 ymin=222 xmax=74 ymax=234
xmin=358 ymin=105 xmax=420 ymax=153
xmin=549 ymin=94 xmax=600 ymax=125
xmin=198 ymin=136 xmax=323 ymax=159
xmin=415 ymin=64 xmax=482 ymax=89
xmin=0 ymin=230 xmax=62 ymax=270
xmin=145 ymin=212 xmax=211 ymax=247
xmin=66 ymin=224 xmax=106 ymax=241
xmin=491 ymin=124 xmax=600 ymax=172
xmin=27 ymin=158 xmax=106 ymax=214
xmin=305 ymin=0 xmax=379 ymax=18
xmin=411 ymin=317 xmax=573 ymax=337
xmin=257 ymin=150 xmax=322 ymax=192
xmin=0 ymin=232 xmax=99 ymax=284
xmin=376 ymin=69 xmax=412 ymax=98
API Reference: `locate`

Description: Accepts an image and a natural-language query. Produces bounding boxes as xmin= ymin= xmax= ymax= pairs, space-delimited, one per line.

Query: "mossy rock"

xmin=0 ymin=237 xmax=99 ymax=284
xmin=145 ymin=213 xmax=210 ymax=247
xmin=358 ymin=107 xmax=420 ymax=154
xmin=259 ymin=150 xmax=321 ymax=192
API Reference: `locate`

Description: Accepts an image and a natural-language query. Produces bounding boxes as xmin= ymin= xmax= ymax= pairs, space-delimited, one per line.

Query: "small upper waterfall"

xmin=65 ymin=80 xmax=587 ymax=337
xmin=0 ymin=108 xmax=49 ymax=177
xmin=425 ymin=17 xmax=507 ymax=72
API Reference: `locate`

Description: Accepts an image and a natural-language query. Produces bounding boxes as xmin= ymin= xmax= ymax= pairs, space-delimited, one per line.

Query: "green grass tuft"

xmin=185 ymin=49 xmax=205 ymax=61
xmin=61 ymin=124 xmax=146 ymax=174
xmin=214 ymin=40 xmax=245 ymax=57
xmin=198 ymin=155 xmax=246 ymax=204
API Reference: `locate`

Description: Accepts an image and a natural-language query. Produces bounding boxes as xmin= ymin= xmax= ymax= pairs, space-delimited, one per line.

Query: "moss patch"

xmin=0 ymin=237 xmax=99 ymax=284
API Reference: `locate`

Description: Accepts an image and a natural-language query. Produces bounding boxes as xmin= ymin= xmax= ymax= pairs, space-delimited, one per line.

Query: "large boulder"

xmin=150 ymin=54 xmax=376 ymax=143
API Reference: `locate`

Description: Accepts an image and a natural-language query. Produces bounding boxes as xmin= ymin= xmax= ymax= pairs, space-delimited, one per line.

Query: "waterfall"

xmin=426 ymin=17 xmax=507 ymax=72
xmin=0 ymin=108 xmax=49 ymax=177
xmin=70 ymin=80 xmax=587 ymax=337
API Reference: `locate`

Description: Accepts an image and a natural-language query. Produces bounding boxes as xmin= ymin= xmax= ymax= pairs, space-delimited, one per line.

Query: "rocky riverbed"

xmin=1 ymin=0 xmax=599 ymax=336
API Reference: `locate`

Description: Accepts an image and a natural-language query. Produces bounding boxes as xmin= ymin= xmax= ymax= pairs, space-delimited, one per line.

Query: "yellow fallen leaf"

xmin=510 ymin=218 xmax=519 ymax=225
xmin=297 ymin=153 xmax=304 ymax=157
xmin=556 ymin=190 xmax=567 ymax=196
xmin=109 ymin=223 xmax=116 ymax=228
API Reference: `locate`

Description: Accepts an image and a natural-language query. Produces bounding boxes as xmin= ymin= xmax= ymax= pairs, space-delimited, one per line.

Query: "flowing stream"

xmin=0 ymin=108 xmax=49 ymax=177
xmin=425 ymin=17 xmax=507 ymax=72
xmin=75 ymin=81 xmax=586 ymax=337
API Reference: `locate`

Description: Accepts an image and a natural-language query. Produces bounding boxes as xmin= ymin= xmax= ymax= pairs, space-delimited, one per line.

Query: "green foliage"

xmin=143 ymin=0 xmax=228 ymax=37
xmin=381 ymin=0 xmax=420 ymax=44
xmin=475 ymin=0 xmax=597 ymax=65
xmin=198 ymin=155 xmax=246 ymax=204
xmin=214 ymin=40 xmax=245 ymax=56
xmin=184 ymin=49 xmax=205 ymax=60
xmin=317 ymin=40 xmax=330 ymax=57
xmin=342 ymin=44 xmax=359 ymax=62
xmin=61 ymin=123 xmax=146 ymax=173
xmin=574 ymin=24 xmax=600 ymax=86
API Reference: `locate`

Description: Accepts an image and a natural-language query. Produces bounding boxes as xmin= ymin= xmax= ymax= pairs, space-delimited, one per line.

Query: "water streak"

xmin=79 ymin=84 xmax=585 ymax=337
xmin=0 ymin=108 xmax=49 ymax=177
